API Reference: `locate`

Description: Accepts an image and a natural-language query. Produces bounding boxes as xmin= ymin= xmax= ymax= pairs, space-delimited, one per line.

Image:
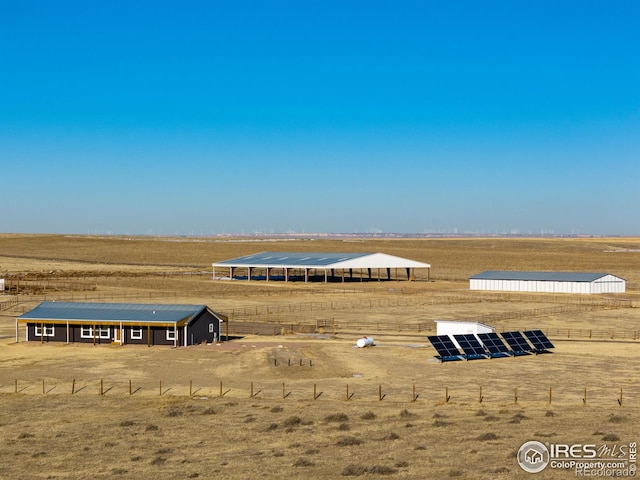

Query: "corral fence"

xmin=4 ymin=278 xmax=97 ymax=294
xmin=227 ymin=295 xmax=632 ymax=322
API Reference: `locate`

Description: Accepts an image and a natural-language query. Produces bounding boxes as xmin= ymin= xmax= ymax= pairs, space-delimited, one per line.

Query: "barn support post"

xmin=387 ymin=268 xmax=391 ymax=280
xmin=15 ymin=319 xmax=18 ymax=343
xmin=40 ymin=322 xmax=44 ymax=344
xmin=285 ymin=268 xmax=289 ymax=282
xmin=324 ymin=269 xmax=328 ymax=283
xmin=93 ymin=323 xmax=96 ymax=345
xmin=66 ymin=320 xmax=69 ymax=344
xmin=266 ymin=268 xmax=270 ymax=282
xmin=406 ymin=268 xmax=410 ymax=280
xmin=212 ymin=265 xmax=215 ymax=280
xmin=173 ymin=324 xmax=177 ymax=348
xmin=305 ymin=268 xmax=309 ymax=283
xmin=368 ymin=268 xmax=371 ymax=280
xmin=147 ymin=325 xmax=151 ymax=347
xmin=248 ymin=267 xmax=252 ymax=281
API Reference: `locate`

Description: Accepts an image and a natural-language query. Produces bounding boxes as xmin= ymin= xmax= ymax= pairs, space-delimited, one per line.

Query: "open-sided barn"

xmin=212 ymin=251 xmax=431 ymax=282
xmin=16 ymin=302 xmax=226 ymax=347
xmin=469 ymin=271 xmax=626 ymax=294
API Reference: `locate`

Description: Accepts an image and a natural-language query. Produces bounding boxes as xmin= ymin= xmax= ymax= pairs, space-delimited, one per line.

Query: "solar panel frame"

xmin=453 ymin=334 xmax=488 ymax=358
xmin=523 ymin=330 xmax=555 ymax=350
xmin=501 ymin=331 xmax=533 ymax=353
xmin=427 ymin=335 xmax=462 ymax=358
xmin=477 ymin=332 xmax=511 ymax=354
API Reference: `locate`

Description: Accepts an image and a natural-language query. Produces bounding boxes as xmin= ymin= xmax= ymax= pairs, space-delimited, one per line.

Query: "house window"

xmin=35 ymin=325 xmax=54 ymax=337
xmin=96 ymin=326 xmax=110 ymax=339
xmin=131 ymin=327 xmax=143 ymax=340
xmin=166 ymin=328 xmax=176 ymax=341
xmin=208 ymin=323 xmax=214 ymax=333
xmin=81 ymin=326 xmax=93 ymax=338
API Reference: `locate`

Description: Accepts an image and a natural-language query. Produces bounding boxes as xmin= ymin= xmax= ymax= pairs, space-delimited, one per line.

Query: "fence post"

xmin=72 ymin=379 xmax=75 ymax=394
xmin=582 ymin=387 xmax=587 ymax=406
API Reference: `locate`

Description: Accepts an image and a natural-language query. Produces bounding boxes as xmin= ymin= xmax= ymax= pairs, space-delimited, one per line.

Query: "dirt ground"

xmin=0 ymin=235 xmax=638 ymax=479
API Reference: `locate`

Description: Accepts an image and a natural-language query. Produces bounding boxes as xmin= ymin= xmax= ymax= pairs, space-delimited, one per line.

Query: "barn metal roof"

xmin=18 ymin=302 xmax=208 ymax=324
xmin=470 ymin=271 xmax=618 ymax=282
xmin=213 ymin=251 xmax=431 ymax=269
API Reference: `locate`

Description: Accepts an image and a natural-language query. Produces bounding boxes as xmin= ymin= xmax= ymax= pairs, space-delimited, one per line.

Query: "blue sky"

xmin=1 ymin=1 xmax=638 ymax=235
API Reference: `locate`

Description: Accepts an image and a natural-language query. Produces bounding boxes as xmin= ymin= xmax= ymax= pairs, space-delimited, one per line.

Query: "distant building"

xmin=0 ymin=278 xmax=4 ymax=292
xmin=470 ymin=271 xmax=625 ymax=294
xmin=16 ymin=302 xmax=226 ymax=346
xmin=434 ymin=320 xmax=494 ymax=350
xmin=212 ymin=251 xmax=431 ymax=282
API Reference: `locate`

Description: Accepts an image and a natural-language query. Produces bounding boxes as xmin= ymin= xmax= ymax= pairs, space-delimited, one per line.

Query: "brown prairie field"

xmin=0 ymin=234 xmax=639 ymax=480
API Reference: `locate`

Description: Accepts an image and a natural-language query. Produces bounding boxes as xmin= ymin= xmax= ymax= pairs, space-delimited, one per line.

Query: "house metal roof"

xmin=470 ymin=271 xmax=617 ymax=282
xmin=213 ymin=251 xmax=431 ymax=269
xmin=18 ymin=302 xmax=208 ymax=324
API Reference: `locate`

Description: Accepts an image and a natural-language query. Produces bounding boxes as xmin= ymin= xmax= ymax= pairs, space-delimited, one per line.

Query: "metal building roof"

xmin=470 ymin=271 xmax=617 ymax=282
xmin=18 ymin=302 xmax=208 ymax=324
xmin=213 ymin=251 xmax=431 ymax=269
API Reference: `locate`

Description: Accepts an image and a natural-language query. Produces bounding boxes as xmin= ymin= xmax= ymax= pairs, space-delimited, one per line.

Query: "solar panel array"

xmin=427 ymin=330 xmax=554 ymax=362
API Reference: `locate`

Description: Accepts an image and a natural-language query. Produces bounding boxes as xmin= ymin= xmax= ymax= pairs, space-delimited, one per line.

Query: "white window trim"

xmin=35 ymin=325 xmax=54 ymax=337
xmin=96 ymin=326 xmax=110 ymax=339
xmin=130 ymin=327 xmax=143 ymax=340
xmin=81 ymin=326 xmax=93 ymax=338
xmin=166 ymin=328 xmax=176 ymax=341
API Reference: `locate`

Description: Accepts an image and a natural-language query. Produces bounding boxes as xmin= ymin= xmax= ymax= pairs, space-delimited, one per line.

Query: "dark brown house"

xmin=16 ymin=302 xmax=226 ymax=347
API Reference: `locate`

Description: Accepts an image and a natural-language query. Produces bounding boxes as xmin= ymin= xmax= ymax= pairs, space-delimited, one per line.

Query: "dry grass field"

xmin=0 ymin=234 xmax=638 ymax=479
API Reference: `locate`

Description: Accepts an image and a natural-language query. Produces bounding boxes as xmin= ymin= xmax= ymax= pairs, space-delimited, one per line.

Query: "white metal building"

xmin=434 ymin=320 xmax=495 ymax=349
xmin=470 ymin=271 xmax=626 ymax=294
xmin=212 ymin=251 xmax=431 ymax=283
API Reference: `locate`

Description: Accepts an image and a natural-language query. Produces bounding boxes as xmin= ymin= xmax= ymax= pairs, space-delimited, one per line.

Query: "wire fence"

xmin=4 ymin=377 xmax=636 ymax=407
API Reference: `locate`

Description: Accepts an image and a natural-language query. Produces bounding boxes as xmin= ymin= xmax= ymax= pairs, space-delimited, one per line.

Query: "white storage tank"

xmin=356 ymin=336 xmax=375 ymax=348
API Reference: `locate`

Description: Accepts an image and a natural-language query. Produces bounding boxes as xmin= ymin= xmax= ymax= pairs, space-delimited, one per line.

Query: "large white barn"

xmin=470 ymin=271 xmax=626 ymax=294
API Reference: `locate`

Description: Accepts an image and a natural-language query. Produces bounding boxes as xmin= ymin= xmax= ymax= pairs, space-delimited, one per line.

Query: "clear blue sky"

xmin=1 ymin=1 xmax=638 ymax=235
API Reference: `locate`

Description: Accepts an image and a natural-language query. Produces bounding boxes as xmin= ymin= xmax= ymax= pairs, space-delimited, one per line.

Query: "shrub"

xmin=145 ymin=424 xmax=159 ymax=432
xmin=201 ymin=407 xmax=216 ymax=415
xmin=283 ymin=416 xmax=302 ymax=427
xmin=360 ymin=411 xmax=376 ymax=420
xmin=325 ymin=413 xmax=349 ymax=423
xmin=150 ymin=456 xmax=166 ymax=465
xmin=602 ymin=434 xmax=620 ymax=441
xmin=119 ymin=420 xmax=135 ymax=427
xmin=293 ymin=458 xmax=315 ymax=467
xmin=270 ymin=406 xmax=283 ymax=413
xmin=370 ymin=465 xmax=398 ymax=475
xmin=477 ymin=432 xmax=499 ymax=441
xmin=341 ymin=464 xmax=367 ymax=476
xmin=336 ymin=436 xmax=364 ymax=447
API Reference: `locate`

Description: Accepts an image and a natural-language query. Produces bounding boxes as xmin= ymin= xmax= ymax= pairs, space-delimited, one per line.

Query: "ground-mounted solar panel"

xmin=477 ymin=332 xmax=512 ymax=357
xmin=501 ymin=331 xmax=532 ymax=354
xmin=453 ymin=334 xmax=488 ymax=359
xmin=523 ymin=330 xmax=554 ymax=352
xmin=427 ymin=335 xmax=462 ymax=361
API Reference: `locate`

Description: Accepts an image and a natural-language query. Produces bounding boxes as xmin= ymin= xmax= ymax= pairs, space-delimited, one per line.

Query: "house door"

xmin=113 ymin=327 xmax=122 ymax=344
